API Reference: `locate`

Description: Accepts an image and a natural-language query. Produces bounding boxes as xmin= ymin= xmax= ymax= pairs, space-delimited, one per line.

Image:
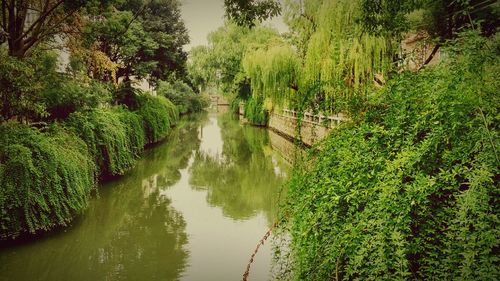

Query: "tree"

xmin=82 ymin=0 xmax=189 ymax=85
xmin=0 ymin=49 xmax=46 ymax=121
xmin=0 ymin=0 xmax=88 ymax=58
xmin=187 ymin=45 xmax=212 ymax=92
xmin=224 ymin=0 xmax=281 ymax=27
xmin=187 ymin=22 xmax=281 ymax=96
xmin=140 ymin=0 xmax=189 ymax=84
xmin=359 ymin=0 xmax=500 ymax=70
xmin=362 ymin=0 xmax=500 ymax=39
xmin=83 ymin=9 xmax=158 ymax=82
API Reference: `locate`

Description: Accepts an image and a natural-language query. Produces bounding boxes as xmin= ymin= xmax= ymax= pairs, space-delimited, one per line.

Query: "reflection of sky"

xmin=161 ymin=158 xmax=272 ymax=281
xmin=198 ymin=115 xmax=224 ymax=159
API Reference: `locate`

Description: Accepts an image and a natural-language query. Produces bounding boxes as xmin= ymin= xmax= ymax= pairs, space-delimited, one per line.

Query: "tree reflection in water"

xmin=189 ymin=113 xmax=289 ymax=225
xmin=0 ymin=111 xmax=290 ymax=281
xmin=0 ymin=114 xmax=205 ymax=281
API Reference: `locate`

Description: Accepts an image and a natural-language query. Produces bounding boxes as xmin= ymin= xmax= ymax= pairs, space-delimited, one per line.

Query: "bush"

xmin=280 ymin=31 xmax=499 ymax=280
xmin=65 ymin=107 xmax=144 ymax=177
xmin=156 ymin=80 xmax=208 ymax=114
xmin=244 ymin=96 xmax=268 ymax=126
xmin=42 ymin=79 xmax=112 ymax=120
xmin=136 ymin=95 xmax=179 ymax=144
xmin=0 ymin=49 xmax=45 ymax=122
xmin=0 ymin=123 xmax=96 ymax=238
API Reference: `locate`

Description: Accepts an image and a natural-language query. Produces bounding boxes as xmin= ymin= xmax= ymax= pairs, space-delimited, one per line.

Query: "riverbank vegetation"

xmin=188 ymin=0 xmax=499 ymax=279
xmin=279 ymin=31 xmax=499 ymax=280
xmin=0 ymin=0 xmax=206 ymax=239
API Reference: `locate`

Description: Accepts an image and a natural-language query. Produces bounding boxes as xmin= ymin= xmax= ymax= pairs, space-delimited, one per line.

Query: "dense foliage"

xmin=0 ymin=123 xmax=95 ymax=239
xmin=279 ymin=31 xmax=499 ymax=280
xmin=81 ymin=0 xmax=189 ymax=84
xmin=224 ymin=0 xmax=281 ymax=27
xmin=187 ymin=23 xmax=282 ymax=96
xmin=137 ymin=95 xmax=179 ymax=144
xmin=0 ymin=0 xmax=202 ymax=241
xmin=156 ymin=80 xmax=209 ymax=114
xmin=244 ymin=96 xmax=268 ymax=126
xmin=66 ymin=95 xmax=178 ymax=177
xmin=66 ymin=108 xmax=143 ymax=177
xmin=0 ymin=94 xmax=179 ymax=238
xmin=0 ymin=49 xmax=47 ymax=121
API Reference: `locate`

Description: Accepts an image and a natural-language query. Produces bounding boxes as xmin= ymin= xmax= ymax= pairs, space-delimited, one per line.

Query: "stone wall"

xmin=268 ymin=110 xmax=345 ymax=146
xmin=237 ymin=104 xmax=345 ymax=146
xmin=269 ymin=130 xmax=301 ymax=164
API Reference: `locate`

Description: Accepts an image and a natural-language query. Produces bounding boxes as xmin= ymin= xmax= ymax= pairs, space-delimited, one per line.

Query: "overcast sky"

xmin=180 ymin=0 xmax=288 ymax=51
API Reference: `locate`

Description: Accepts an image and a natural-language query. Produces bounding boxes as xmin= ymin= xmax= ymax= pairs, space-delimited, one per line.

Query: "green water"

xmin=0 ymin=110 xmax=290 ymax=281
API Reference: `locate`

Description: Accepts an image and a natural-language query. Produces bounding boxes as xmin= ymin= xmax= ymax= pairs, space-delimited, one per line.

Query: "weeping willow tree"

xmin=296 ymin=0 xmax=394 ymax=112
xmin=242 ymin=0 xmax=395 ymax=114
xmin=242 ymin=42 xmax=301 ymax=108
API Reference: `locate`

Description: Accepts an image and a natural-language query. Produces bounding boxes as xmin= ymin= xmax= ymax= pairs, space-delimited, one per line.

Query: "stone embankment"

xmin=268 ymin=109 xmax=345 ymax=146
xmin=238 ymin=104 xmax=346 ymax=146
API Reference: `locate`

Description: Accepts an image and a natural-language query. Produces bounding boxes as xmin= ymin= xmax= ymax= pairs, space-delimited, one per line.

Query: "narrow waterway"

xmin=0 ymin=109 xmax=290 ymax=281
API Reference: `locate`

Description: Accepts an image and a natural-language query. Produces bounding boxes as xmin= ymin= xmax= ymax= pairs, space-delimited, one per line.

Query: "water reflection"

xmin=0 ymin=110 xmax=290 ymax=281
xmin=0 ymin=116 xmax=203 ymax=281
xmin=190 ymin=113 xmax=288 ymax=223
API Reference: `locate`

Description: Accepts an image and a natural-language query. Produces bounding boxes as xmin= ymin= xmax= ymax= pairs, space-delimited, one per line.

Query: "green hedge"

xmin=65 ymin=108 xmax=144 ymax=177
xmin=137 ymin=95 xmax=179 ymax=144
xmin=0 ymin=123 xmax=95 ymax=239
xmin=281 ymin=33 xmax=499 ymax=280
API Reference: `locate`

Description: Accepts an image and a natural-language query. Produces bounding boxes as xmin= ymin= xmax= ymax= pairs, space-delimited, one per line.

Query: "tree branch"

xmin=24 ymin=6 xmax=77 ymax=47
xmin=1 ymin=0 xmax=7 ymax=30
xmin=15 ymin=0 xmax=64 ymax=42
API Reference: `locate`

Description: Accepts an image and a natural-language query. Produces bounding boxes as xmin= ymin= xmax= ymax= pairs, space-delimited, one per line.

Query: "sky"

xmin=179 ymin=0 xmax=288 ymax=51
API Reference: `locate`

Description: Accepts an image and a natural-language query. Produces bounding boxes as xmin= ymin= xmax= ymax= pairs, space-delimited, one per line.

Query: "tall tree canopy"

xmin=82 ymin=0 xmax=189 ymax=84
xmin=187 ymin=22 xmax=282 ymax=96
xmin=224 ymin=0 xmax=281 ymax=27
xmin=141 ymin=0 xmax=189 ymax=83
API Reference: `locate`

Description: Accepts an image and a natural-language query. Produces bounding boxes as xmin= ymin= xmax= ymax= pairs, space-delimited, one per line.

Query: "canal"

xmin=0 ymin=109 xmax=290 ymax=281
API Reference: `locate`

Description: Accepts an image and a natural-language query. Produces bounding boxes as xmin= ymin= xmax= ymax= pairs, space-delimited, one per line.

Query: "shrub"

xmin=0 ymin=50 xmax=45 ymax=122
xmin=42 ymin=79 xmax=112 ymax=120
xmin=280 ymin=31 xmax=499 ymax=280
xmin=136 ymin=95 xmax=179 ymax=144
xmin=0 ymin=123 xmax=96 ymax=238
xmin=156 ymin=80 xmax=208 ymax=114
xmin=230 ymin=96 xmax=241 ymax=114
xmin=65 ymin=108 xmax=144 ymax=177
xmin=244 ymin=96 xmax=268 ymax=126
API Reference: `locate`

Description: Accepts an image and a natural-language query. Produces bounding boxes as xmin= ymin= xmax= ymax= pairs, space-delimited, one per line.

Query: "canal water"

xmin=0 ymin=109 xmax=290 ymax=281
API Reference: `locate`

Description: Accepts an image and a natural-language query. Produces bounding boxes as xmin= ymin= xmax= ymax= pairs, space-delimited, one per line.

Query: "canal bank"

xmin=237 ymin=103 xmax=346 ymax=147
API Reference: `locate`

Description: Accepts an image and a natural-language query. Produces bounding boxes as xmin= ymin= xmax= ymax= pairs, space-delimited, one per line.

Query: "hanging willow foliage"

xmin=242 ymin=0 xmax=394 ymax=113
xmin=300 ymin=0 xmax=393 ymax=112
xmin=242 ymin=42 xmax=301 ymax=107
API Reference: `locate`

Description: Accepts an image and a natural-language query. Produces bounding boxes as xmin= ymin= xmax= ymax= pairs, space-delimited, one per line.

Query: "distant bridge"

xmin=208 ymin=94 xmax=229 ymax=106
